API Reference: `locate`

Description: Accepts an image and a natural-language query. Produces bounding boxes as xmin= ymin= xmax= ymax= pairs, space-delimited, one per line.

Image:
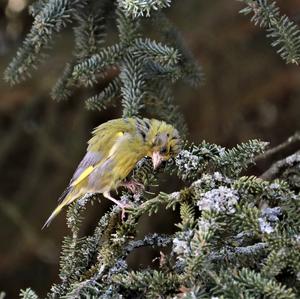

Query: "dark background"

xmin=0 ymin=0 xmax=299 ymax=297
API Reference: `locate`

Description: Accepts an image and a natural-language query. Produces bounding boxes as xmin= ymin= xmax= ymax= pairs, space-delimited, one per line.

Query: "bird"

xmin=43 ymin=117 xmax=181 ymax=228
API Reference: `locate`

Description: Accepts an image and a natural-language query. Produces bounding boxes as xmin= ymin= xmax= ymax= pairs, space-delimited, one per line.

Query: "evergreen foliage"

xmin=117 ymin=0 xmax=173 ymax=18
xmin=239 ymin=0 xmax=300 ymax=65
xmin=19 ymin=289 xmax=38 ymax=299
xmin=19 ymin=140 xmax=300 ymax=298
xmin=5 ymin=0 xmax=300 ymax=298
xmin=5 ymin=0 xmax=202 ymax=132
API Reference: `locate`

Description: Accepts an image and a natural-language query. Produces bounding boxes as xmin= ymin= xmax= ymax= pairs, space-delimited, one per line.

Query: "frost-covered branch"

xmin=261 ymin=150 xmax=300 ymax=180
xmin=255 ymin=131 xmax=300 ymax=162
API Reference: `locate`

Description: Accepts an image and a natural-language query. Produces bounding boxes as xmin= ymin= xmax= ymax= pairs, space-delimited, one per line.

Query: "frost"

xmin=118 ymin=0 xmax=172 ymax=18
xmin=78 ymin=193 xmax=93 ymax=206
xmin=258 ymin=207 xmax=281 ymax=234
xmin=176 ymin=150 xmax=201 ymax=179
xmin=269 ymin=182 xmax=280 ymax=190
xmin=192 ymin=176 xmax=215 ymax=195
xmin=198 ymin=218 xmax=216 ymax=234
xmin=170 ymin=191 xmax=181 ymax=201
xmin=120 ymin=195 xmax=131 ymax=204
xmin=213 ymin=172 xmax=223 ymax=181
xmin=133 ymin=193 xmax=142 ymax=202
xmin=192 ymin=173 xmax=233 ymax=199
xmin=261 ymin=207 xmax=282 ymax=222
xmin=176 ymin=143 xmax=228 ymax=181
xmin=173 ymin=239 xmax=189 ymax=255
xmin=111 ymin=232 xmax=127 ymax=244
xmin=173 ymin=230 xmax=193 ymax=258
xmin=109 ymin=259 xmax=127 ymax=275
xmin=201 ymin=174 xmax=215 ymax=185
xmin=197 ymin=186 xmax=239 ymax=214
xmin=258 ymin=218 xmax=274 ymax=234
xmin=286 ymin=153 xmax=300 ymax=165
xmin=218 ymin=147 xmax=226 ymax=157
xmin=212 ymin=171 xmax=232 ymax=184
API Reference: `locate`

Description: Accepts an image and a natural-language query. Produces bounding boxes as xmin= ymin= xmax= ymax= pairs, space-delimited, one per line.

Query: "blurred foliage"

xmin=0 ymin=0 xmax=299 ymax=297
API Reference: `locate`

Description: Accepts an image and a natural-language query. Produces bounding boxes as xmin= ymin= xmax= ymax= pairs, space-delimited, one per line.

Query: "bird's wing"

xmin=44 ymin=152 xmax=102 ymax=229
xmin=58 ymin=120 xmax=136 ymax=202
xmin=44 ymin=119 xmax=139 ymax=228
xmin=70 ymin=151 xmax=102 ymax=184
xmin=57 ymin=151 xmax=102 ymax=203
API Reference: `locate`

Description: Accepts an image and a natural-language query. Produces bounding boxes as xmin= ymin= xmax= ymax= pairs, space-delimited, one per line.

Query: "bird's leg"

xmin=121 ymin=179 xmax=144 ymax=194
xmin=103 ymin=191 xmax=130 ymax=220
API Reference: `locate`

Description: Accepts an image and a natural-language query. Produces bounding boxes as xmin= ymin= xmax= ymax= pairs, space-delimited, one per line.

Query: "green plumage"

xmin=43 ymin=118 xmax=181 ymax=227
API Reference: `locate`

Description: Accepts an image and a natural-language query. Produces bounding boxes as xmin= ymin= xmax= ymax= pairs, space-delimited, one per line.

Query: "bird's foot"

xmin=103 ymin=191 xmax=134 ymax=221
xmin=119 ymin=202 xmax=134 ymax=220
xmin=121 ymin=180 xmax=144 ymax=194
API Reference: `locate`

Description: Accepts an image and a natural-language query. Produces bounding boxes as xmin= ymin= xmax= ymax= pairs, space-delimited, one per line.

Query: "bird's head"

xmin=146 ymin=120 xmax=181 ymax=170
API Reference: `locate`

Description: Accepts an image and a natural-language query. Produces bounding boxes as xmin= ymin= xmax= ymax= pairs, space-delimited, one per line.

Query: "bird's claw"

xmin=120 ymin=203 xmax=134 ymax=221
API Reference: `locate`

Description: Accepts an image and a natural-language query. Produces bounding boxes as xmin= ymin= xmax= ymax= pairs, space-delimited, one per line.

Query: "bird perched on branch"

xmin=43 ymin=118 xmax=181 ymax=228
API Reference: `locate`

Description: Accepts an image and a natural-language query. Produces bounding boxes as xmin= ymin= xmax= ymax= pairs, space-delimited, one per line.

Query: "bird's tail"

xmin=42 ymin=191 xmax=78 ymax=229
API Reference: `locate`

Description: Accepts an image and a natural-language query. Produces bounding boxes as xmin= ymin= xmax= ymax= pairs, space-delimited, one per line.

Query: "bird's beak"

xmin=152 ymin=151 xmax=163 ymax=170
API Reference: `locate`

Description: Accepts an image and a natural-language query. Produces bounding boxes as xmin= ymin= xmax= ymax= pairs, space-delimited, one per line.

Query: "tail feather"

xmin=42 ymin=192 xmax=77 ymax=229
xmin=58 ymin=185 xmax=72 ymax=203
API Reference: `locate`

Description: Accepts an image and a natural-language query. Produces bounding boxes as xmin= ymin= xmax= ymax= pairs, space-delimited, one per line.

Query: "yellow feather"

xmin=43 ymin=118 xmax=181 ymax=228
xmin=116 ymin=131 xmax=124 ymax=137
xmin=71 ymin=166 xmax=94 ymax=186
xmin=42 ymin=193 xmax=76 ymax=229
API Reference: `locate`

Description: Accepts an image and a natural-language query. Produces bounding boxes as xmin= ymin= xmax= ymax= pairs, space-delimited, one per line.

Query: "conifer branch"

xmin=261 ymin=150 xmax=300 ymax=180
xmin=5 ymin=1 xmax=300 ymax=297
xmin=239 ymin=0 xmax=300 ymax=65
xmin=6 ymin=0 xmax=198 ymax=123
xmin=85 ymin=77 xmax=122 ymax=111
xmin=4 ymin=0 xmax=86 ymax=84
xmin=117 ymin=0 xmax=173 ymax=18
xmin=121 ymin=54 xmax=146 ymax=117
xmin=16 ymin=140 xmax=300 ymax=298
xmin=255 ymin=131 xmax=300 ymax=162
xmin=19 ymin=288 xmax=38 ymax=299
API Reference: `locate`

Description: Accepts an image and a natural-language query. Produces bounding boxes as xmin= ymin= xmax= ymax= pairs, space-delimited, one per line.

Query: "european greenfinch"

xmin=43 ymin=118 xmax=181 ymax=227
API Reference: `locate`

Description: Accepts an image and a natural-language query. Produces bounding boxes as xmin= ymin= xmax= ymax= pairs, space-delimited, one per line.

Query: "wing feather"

xmin=57 ymin=151 xmax=102 ymax=203
xmin=56 ymin=120 xmax=135 ymax=204
xmin=71 ymin=166 xmax=94 ymax=186
xmin=71 ymin=151 xmax=102 ymax=183
xmin=44 ymin=118 xmax=140 ymax=227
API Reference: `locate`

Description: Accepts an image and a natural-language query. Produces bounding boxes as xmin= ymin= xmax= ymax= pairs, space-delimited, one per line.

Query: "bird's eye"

xmin=160 ymin=147 xmax=167 ymax=154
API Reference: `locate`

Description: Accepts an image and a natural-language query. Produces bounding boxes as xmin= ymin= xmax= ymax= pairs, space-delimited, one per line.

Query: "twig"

xmin=260 ymin=150 xmax=300 ymax=180
xmin=255 ymin=132 xmax=300 ymax=162
xmin=123 ymin=233 xmax=172 ymax=256
xmin=209 ymin=242 xmax=267 ymax=262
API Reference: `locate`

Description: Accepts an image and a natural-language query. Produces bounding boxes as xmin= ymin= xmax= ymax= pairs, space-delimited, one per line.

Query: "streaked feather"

xmin=43 ymin=118 xmax=181 ymax=228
